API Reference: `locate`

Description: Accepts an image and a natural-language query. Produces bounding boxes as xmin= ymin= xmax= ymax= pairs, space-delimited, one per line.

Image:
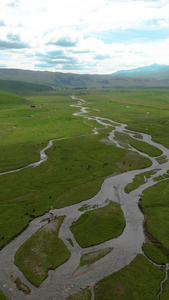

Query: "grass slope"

xmin=0 ymin=90 xmax=29 ymax=106
xmin=0 ymin=80 xmax=53 ymax=95
xmin=94 ymin=254 xmax=164 ymax=300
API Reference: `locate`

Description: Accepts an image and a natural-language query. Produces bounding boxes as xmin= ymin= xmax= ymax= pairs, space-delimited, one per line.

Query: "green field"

xmin=114 ymin=131 xmax=162 ymax=157
xmin=140 ymin=179 xmax=169 ymax=264
xmin=70 ymin=202 xmax=125 ymax=248
xmin=0 ymin=90 xmax=153 ymax=249
xmin=1 ymin=88 xmax=169 ymax=298
xmin=94 ymin=254 xmax=164 ymax=300
xmin=15 ymin=216 xmax=70 ymax=286
xmin=81 ymin=89 xmax=169 ymax=148
xmin=125 ymin=170 xmax=158 ymax=194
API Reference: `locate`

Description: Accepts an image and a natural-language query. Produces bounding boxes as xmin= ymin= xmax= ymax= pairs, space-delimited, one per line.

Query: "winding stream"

xmin=1 ymin=96 xmax=169 ymax=299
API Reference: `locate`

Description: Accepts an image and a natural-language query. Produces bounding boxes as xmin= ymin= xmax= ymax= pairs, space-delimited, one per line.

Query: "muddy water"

xmin=1 ymin=96 xmax=169 ymax=300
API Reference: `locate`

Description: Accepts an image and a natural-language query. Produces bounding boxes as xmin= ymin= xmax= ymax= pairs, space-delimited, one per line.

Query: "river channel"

xmin=1 ymin=96 xmax=169 ymax=299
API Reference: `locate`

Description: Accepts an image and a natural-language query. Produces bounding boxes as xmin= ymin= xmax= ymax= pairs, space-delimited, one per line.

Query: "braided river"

xmin=1 ymin=96 xmax=169 ymax=299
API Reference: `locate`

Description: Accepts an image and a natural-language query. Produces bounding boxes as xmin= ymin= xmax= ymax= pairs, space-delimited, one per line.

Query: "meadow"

xmin=0 ymin=90 xmax=152 ymax=250
xmin=70 ymin=202 xmax=125 ymax=247
xmin=94 ymin=254 xmax=164 ymax=300
xmin=1 ymin=88 xmax=169 ymax=299
xmin=80 ymin=88 xmax=169 ymax=148
xmin=15 ymin=216 xmax=70 ymax=287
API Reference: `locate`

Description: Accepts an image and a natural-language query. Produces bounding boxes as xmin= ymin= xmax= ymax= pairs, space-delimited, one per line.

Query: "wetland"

xmin=1 ymin=89 xmax=169 ymax=299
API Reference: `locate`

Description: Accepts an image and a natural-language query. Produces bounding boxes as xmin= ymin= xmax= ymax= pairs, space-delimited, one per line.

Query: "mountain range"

xmin=0 ymin=64 xmax=169 ymax=94
xmin=112 ymin=64 xmax=169 ymax=79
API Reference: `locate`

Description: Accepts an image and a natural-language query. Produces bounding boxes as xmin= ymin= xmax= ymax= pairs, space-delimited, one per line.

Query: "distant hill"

xmin=0 ymin=79 xmax=53 ymax=95
xmin=0 ymin=90 xmax=29 ymax=106
xmin=0 ymin=68 xmax=120 ymax=88
xmin=0 ymin=65 xmax=169 ymax=90
xmin=112 ymin=64 xmax=169 ymax=79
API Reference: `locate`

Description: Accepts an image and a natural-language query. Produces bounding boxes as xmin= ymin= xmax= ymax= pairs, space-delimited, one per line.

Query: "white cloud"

xmin=0 ymin=0 xmax=169 ymax=73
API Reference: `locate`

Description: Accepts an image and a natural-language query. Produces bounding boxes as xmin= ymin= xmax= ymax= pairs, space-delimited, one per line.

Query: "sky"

xmin=0 ymin=0 xmax=169 ymax=74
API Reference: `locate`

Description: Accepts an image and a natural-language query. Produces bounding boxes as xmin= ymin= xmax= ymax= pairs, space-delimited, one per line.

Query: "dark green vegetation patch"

xmin=140 ymin=179 xmax=169 ymax=264
xmin=94 ymin=254 xmax=164 ymax=300
xmin=70 ymin=202 xmax=125 ymax=248
xmin=159 ymin=276 xmax=169 ymax=300
xmin=125 ymin=170 xmax=158 ymax=194
xmin=15 ymin=216 xmax=70 ymax=287
xmin=0 ymin=291 xmax=7 ymax=300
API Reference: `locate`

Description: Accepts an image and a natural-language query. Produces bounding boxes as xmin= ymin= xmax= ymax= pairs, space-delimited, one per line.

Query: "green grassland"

xmin=160 ymin=277 xmax=169 ymax=300
xmin=80 ymin=88 xmax=169 ymax=148
xmin=114 ymin=132 xmax=162 ymax=157
xmin=125 ymin=170 xmax=158 ymax=194
xmin=1 ymin=88 xmax=169 ymax=298
xmin=0 ymin=91 xmax=93 ymax=173
xmin=70 ymin=202 xmax=125 ymax=248
xmin=156 ymin=155 xmax=168 ymax=164
xmin=94 ymin=254 xmax=164 ymax=300
xmin=140 ymin=179 xmax=169 ymax=264
xmin=0 ymin=90 xmax=152 ymax=249
xmin=15 ymin=216 xmax=70 ymax=287
xmin=0 ymin=90 xmax=29 ymax=106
